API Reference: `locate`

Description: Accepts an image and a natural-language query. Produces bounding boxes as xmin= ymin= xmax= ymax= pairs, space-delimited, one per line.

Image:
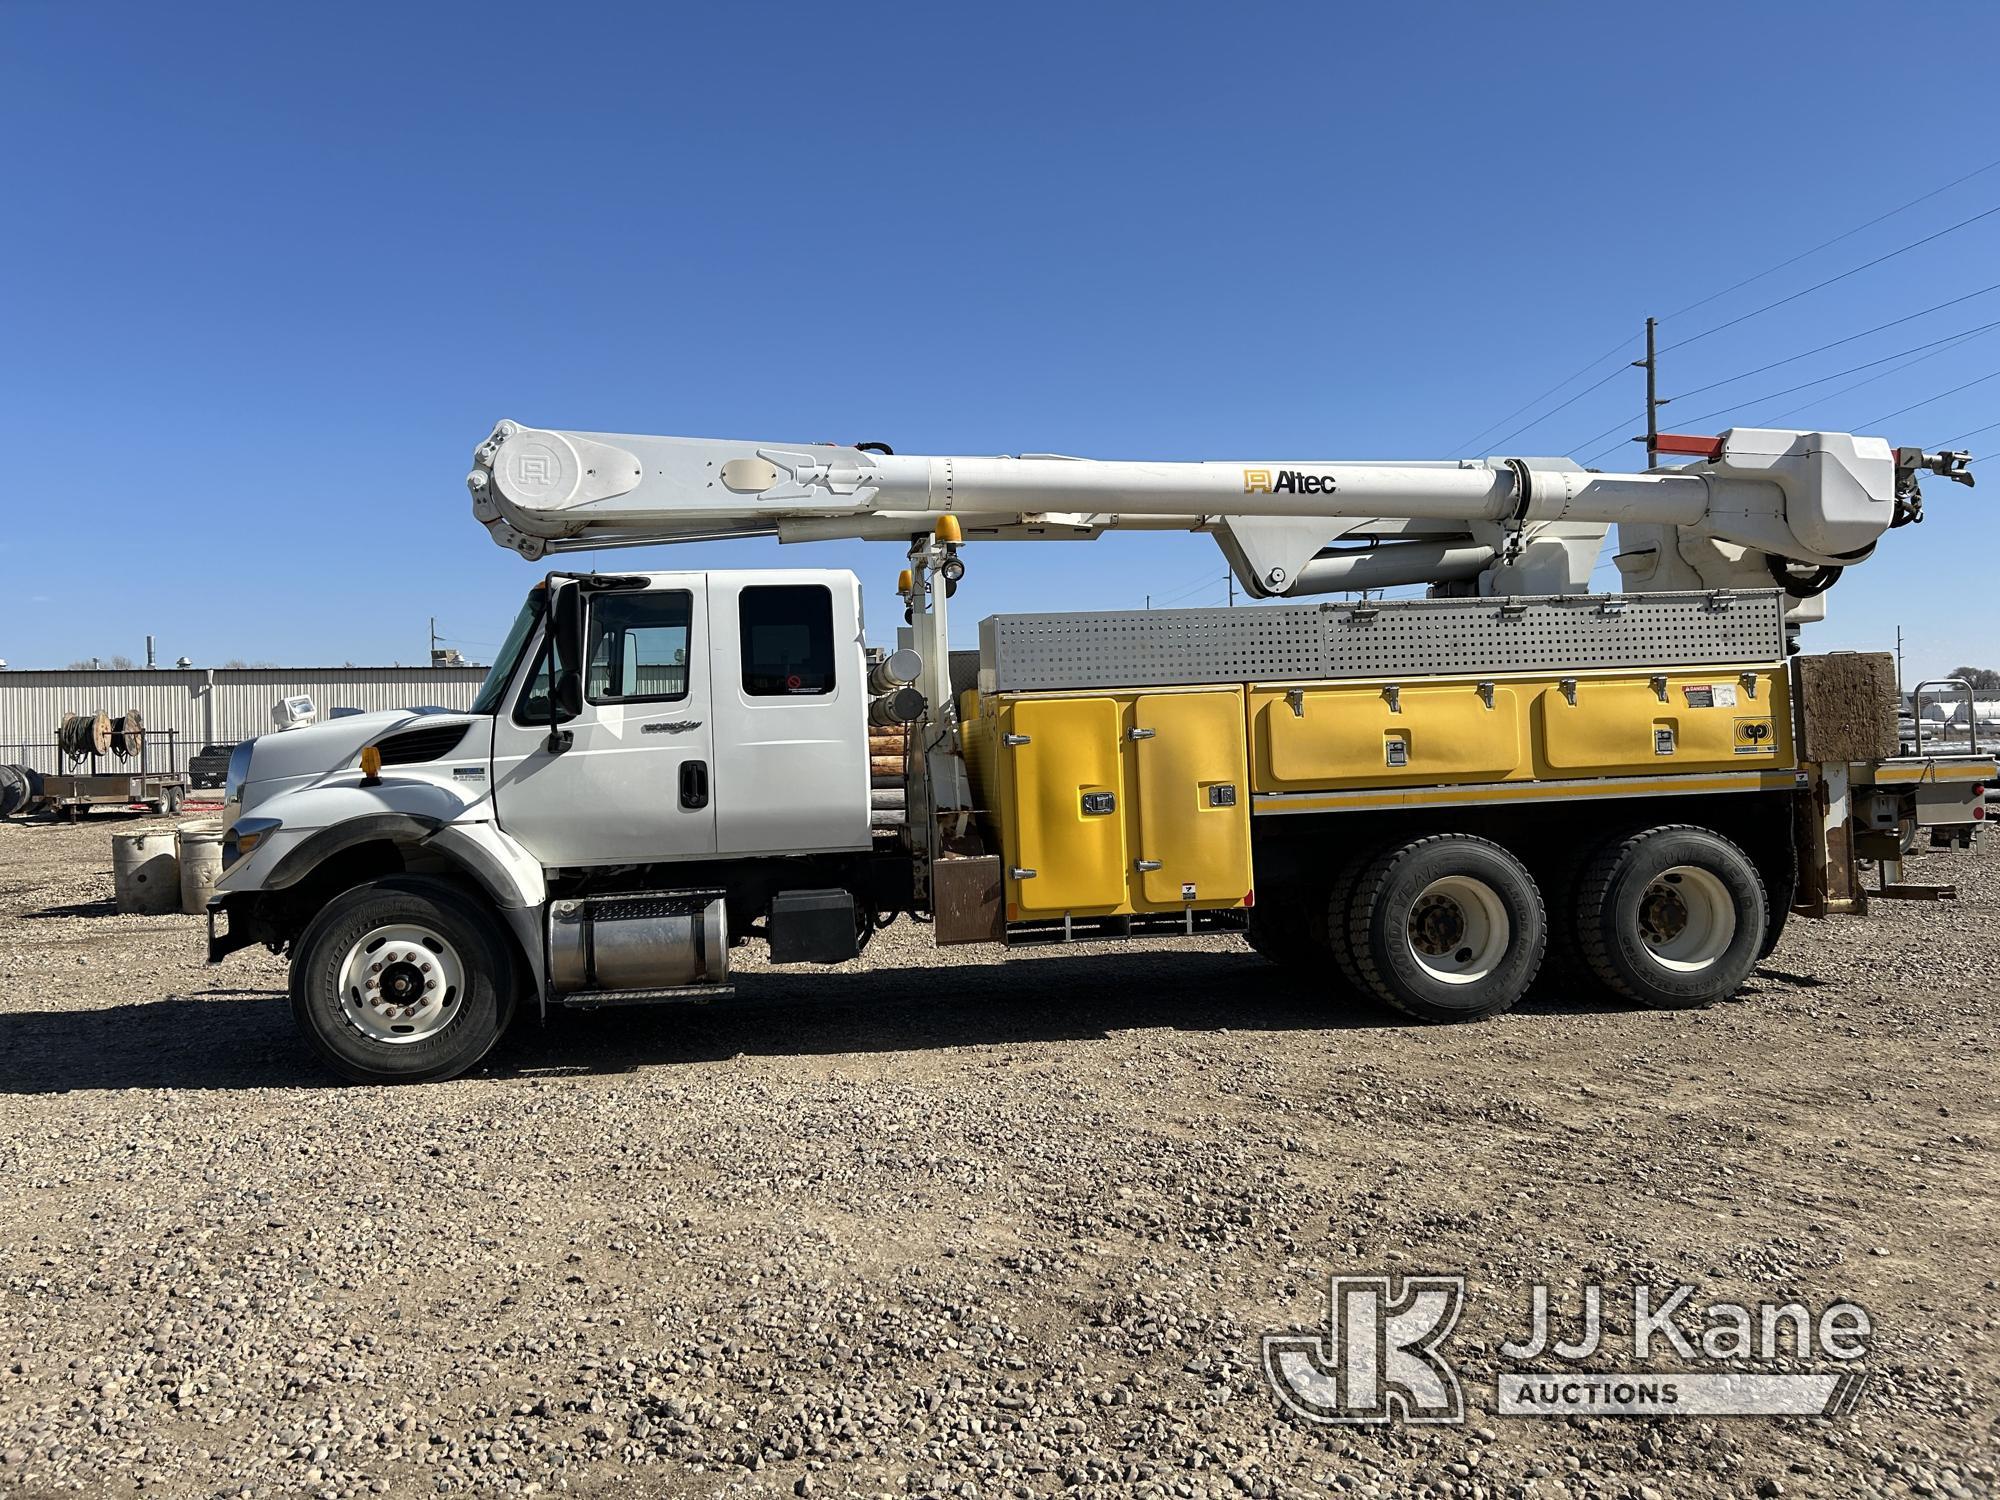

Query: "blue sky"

xmin=3 ymin=2 xmax=1996 ymax=679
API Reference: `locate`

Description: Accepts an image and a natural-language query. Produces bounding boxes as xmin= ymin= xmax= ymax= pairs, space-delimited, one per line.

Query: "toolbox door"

xmin=1538 ymin=670 xmax=1787 ymax=774
xmin=1131 ymin=690 xmax=1251 ymax=908
xmin=1003 ymin=697 xmax=1127 ymax=915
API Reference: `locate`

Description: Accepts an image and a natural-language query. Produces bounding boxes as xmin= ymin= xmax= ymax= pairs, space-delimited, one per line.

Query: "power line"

xmin=1658 ymin=201 xmax=2000 ymax=356
xmin=1484 ymin=362 xmax=1633 ymax=452
xmin=1662 ymin=282 xmax=2000 ymax=402
xmin=1569 ymin=409 xmax=1646 ymax=460
xmin=1148 ymin=571 xmax=1231 ymax=608
xmin=1563 ymin=290 xmax=2000 ymax=457
xmin=1668 ymin=321 xmax=2000 ymax=431
xmin=1760 ymin=328 xmax=1992 ymax=424
xmin=1452 ymin=158 xmax=2000 ymax=454
xmin=1663 ymin=156 xmax=2000 ymax=321
xmin=1937 ymin=417 xmax=2000 ymax=448
xmin=1761 ymin=328 xmax=1998 ymax=425
xmin=1862 ymin=367 xmax=2000 ymax=428
xmin=1576 ymin=330 xmax=1995 ymax=464
xmin=1453 ymin=333 xmax=1637 ymax=453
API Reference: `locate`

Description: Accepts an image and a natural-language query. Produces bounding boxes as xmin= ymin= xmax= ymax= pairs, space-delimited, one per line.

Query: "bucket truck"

xmin=206 ymin=422 xmax=1985 ymax=1083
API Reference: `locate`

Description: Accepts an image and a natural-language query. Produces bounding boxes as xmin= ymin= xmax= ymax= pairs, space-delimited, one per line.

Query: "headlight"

xmin=223 ymin=817 xmax=281 ymax=867
xmin=223 ymin=739 xmax=256 ymax=810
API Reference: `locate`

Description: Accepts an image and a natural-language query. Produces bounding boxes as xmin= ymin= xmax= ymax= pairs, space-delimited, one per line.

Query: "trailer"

xmin=203 ymin=420 xmax=1976 ymax=1082
xmin=40 ymin=730 xmax=188 ymax=819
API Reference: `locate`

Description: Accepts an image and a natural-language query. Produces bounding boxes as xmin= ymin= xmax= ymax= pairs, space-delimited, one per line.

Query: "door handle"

xmin=679 ymin=759 xmax=709 ymax=810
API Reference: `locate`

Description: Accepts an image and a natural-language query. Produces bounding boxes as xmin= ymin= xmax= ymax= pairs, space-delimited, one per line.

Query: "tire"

xmin=1524 ymin=825 xmax=1625 ymax=1003
xmin=1324 ymin=841 xmax=1389 ymax=995
xmin=1574 ymin=824 xmax=1766 ymax=1010
xmin=290 ymin=876 xmax=519 ymax=1084
xmin=1346 ymin=834 xmax=1546 ymax=1023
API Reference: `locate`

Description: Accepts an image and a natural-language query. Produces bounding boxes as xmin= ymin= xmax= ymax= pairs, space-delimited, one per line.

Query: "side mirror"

xmin=550 ymin=669 xmax=582 ymax=721
xmin=545 ymin=581 xmax=586 ymax=752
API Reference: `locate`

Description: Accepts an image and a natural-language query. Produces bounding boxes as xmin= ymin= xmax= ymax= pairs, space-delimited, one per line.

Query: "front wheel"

xmin=1574 ymin=825 xmax=1766 ymax=1010
xmin=291 ymin=876 xmax=518 ymax=1083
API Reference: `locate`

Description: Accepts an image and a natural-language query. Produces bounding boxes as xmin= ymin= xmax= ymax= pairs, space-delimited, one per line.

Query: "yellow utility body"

xmin=964 ymin=659 xmax=1792 ymax=923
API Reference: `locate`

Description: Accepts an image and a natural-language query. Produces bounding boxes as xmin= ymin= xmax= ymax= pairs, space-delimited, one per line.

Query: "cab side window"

xmin=739 ymin=584 xmax=835 ymax=697
xmin=514 ymin=644 xmax=553 ymax=724
xmin=587 ymin=591 xmax=694 ymax=704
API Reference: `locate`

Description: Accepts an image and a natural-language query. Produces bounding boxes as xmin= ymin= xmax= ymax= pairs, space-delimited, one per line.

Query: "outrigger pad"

xmin=1793 ymin=652 xmax=1897 ymax=762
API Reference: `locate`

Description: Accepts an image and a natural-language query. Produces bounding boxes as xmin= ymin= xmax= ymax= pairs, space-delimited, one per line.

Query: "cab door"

xmin=490 ymin=578 xmax=718 ymax=867
xmin=705 ymin=573 xmax=871 ymax=855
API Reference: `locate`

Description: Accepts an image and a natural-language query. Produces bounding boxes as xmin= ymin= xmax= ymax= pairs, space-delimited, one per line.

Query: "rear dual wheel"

xmin=1342 ymin=835 xmax=1546 ymax=1023
xmin=1574 ymin=825 xmax=1765 ymax=1010
xmin=1249 ymin=822 xmax=1767 ymax=1020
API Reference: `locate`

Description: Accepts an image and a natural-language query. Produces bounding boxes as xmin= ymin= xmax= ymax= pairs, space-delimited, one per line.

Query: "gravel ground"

xmin=0 ymin=814 xmax=1995 ymax=1500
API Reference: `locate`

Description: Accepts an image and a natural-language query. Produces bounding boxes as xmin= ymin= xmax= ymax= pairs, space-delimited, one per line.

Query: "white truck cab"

xmin=211 ymin=568 xmax=896 ymax=1082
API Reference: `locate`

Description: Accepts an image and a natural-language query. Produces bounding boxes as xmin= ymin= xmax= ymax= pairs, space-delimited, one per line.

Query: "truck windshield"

xmin=468 ymin=594 xmax=543 ymax=714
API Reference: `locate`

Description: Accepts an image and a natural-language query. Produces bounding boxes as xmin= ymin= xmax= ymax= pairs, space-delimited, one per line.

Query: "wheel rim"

xmin=1637 ymin=865 xmax=1737 ymax=972
xmin=1405 ymin=875 xmax=1511 ymax=985
xmin=336 ymin=923 xmax=465 ymax=1043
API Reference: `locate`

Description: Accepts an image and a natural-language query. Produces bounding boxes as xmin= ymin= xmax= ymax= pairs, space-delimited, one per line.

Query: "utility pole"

xmin=1633 ymin=316 xmax=1664 ymax=469
xmin=1226 ymin=571 xmax=1236 ymax=607
xmin=429 ymin=616 xmax=438 ymax=667
xmin=1896 ymin=625 xmax=1904 ymax=695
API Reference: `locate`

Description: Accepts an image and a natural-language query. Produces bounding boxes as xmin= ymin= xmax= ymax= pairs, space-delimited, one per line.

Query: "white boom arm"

xmin=468 ymin=421 xmax=1962 ymax=602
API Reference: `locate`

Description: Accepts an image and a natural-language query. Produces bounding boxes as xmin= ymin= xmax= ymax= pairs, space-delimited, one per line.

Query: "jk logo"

xmin=1263 ymin=1275 xmax=1465 ymax=1424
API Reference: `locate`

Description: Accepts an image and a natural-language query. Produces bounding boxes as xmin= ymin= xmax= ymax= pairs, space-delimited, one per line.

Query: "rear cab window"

xmin=739 ymin=584 xmax=835 ymax=697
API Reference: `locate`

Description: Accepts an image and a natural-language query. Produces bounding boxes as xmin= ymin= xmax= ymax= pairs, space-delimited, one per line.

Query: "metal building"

xmin=0 ymin=666 xmax=490 ymax=772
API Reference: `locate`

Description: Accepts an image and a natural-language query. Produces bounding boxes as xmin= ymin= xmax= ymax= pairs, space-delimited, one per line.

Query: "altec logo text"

xmin=1243 ymin=468 xmax=1339 ymax=495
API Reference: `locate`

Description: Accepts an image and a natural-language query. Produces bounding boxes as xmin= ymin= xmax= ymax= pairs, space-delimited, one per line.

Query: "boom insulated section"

xmin=961 ymin=592 xmax=1798 ymax=922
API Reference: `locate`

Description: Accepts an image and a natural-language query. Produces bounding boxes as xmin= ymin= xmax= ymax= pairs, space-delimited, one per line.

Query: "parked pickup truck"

xmin=188 ymin=743 xmax=238 ymax=789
